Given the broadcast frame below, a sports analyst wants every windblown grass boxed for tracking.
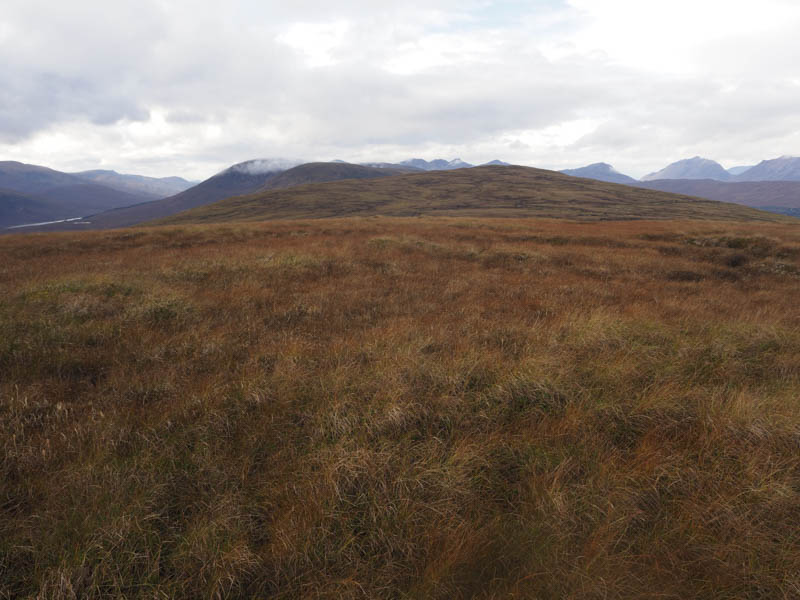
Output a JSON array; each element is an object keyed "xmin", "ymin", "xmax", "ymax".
[{"xmin": 1, "ymin": 217, "xmax": 799, "ymax": 598}]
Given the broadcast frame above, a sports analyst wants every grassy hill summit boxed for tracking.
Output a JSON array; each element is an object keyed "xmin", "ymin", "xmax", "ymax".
[{"xmin": 157, "ymin": 165, "xmax": 787, "ymax": 225}]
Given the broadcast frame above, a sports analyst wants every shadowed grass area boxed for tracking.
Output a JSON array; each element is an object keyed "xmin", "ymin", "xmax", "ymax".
[
  {"xmin": 1, "ymin": 217, "xmax": 799, "ymax": 598},
  {"xmin": 153, "ymin": 166, "xmax": 789, "ymax": 226}
]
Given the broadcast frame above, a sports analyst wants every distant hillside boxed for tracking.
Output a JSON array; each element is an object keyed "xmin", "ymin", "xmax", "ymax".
[
  {"xmin": 561, "ymin": 163, "xmax": 637, "ymax": 185},
  {"xmin": 0, "ymin": 161, "xmax": 159, "ymax": 228},
  {"xmin": 259, "ymin": 162, "xmax": 408, "ymax": 191},
  {"xmin": 73, "ymin": 170, "xmax": 194, "ymax": 198},
  {"xmin": 15, "ymin": 161, "xmax": 413, "ymax": 232},
  {"xmin": 400, "ymin": 158, "xmax": 474, "ymax": 171},
  {"xmin": 727, "ymin": 165, "xmax": 753, "ymax": 176},
  {"xmin": 156, "ymin": 165, "xmax": 785, "ymax": 226},
  {"xmin": 55, "ymin": 160, "xmax": 294, "ymax": 230},
  {"xmin": 361, "ymin": 162, "xmax": 424, "ymax": 172},
  {"xmin": 0, "ymin": 189, "xmax": 62, "ymax": 228},
  {"xmin": 642, "ymin": 157, "xmax": 731, "ymax": 182},
  {"xmin": 733, "ymin": 156, "xmax": 800, "ymax": 181},
  {"xmin": 0, "ymin": 161, "xmax": 81, "ymax": 194},
  {"xmin": 636, "ymin": 179, "xmax": 800, "ymax": 211}
]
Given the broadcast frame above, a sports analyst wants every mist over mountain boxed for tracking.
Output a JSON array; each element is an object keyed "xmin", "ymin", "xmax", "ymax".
[
  {"xmin": 641, "ymin": 157, "xmax": 731, "ymax": 182},
  {"xmin": 223, "ymin": 158, "xmax": 306, "ymax": 176},
  {"xmin": 560, "ymin": 163, "xmax": 637, "ymax": 185},
  {"xmin": 56, "ymin": 159, "xmax": 298, "ymax": 230}
]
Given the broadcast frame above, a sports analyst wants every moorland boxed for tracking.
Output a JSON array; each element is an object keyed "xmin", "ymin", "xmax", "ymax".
[{"xmin": 2, "ymin": 216, "xmax": 799, "ymax": 598}]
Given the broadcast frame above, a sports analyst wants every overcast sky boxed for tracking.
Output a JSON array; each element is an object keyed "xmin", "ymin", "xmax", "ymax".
[{"xmin": 2, "ymin": 0, "xmax": 800, "ymax": 180}]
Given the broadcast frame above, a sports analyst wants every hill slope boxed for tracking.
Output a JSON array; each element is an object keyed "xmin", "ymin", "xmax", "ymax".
[
  {"xmin": 258, "ymin": 162, "xmax": 408, "ymax": 190},
  {"xmin": 637, "ymin": 179, "xmax": 800, "ymax": 212},
  {"xmin": 158, "ymin": 165, "xmax": 786, "ymax": 225},
  {"xmin": 0, "ymin": 189, "xmax": 62, "ymax": 228},
  {"xmin": 0, "ymin": 161, "xmax": 159, "ymax": 226},
  {"xmin": 14, "ymin": 162, "xmax": 420, "ymax": 231},
  {"xmin": 58, "ymin": 160, "xmax": 297, "ymax": 230},
  {"xmin": 0, "ymin": 161, "xmax": 82, "ymax": 194},
  {"xmin": 734, "ymin": 156, "xmax": 800, "ymax": 181}
]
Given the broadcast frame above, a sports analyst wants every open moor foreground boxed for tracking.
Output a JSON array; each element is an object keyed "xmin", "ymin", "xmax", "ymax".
[{"xmin": 1, "ymin": 218, "xmax": 800, "ymax": 598}]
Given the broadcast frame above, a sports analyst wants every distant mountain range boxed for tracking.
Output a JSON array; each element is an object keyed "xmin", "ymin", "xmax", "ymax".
[
  {"xmin": 5, "ymin": 153, "xmax": 800, "ymax": 233},
  {"xmin": 0, "ymin": 161, "xmax": 172, "ymax": 228},
  {"xmin": 560, "ymin": 155, "xmax": 800, "ymax": 214},
  {"xmin": 564, "ymin": 155, "xmax": 800, "ymax": 184},
  {"xmin": 72, "ymin": 170, "xmax": 194, "ymax": 198},
  {"xmin": 362, "ymin": 158, "xmax": 508, "ymax": 171}
]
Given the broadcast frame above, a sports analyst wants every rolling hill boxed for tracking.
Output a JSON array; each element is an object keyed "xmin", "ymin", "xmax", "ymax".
[{"xmin": 157, "ymin": 165, "xmax": 786, "ymax": 226}]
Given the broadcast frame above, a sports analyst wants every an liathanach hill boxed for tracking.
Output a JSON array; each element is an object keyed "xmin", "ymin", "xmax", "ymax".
[{"xmin": 157, "ymin": 165, "xmax": 786, "ymax": 225}]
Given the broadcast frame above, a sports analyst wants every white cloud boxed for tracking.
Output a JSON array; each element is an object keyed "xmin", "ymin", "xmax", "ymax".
[
  {"xmin": 1, "ymin": 0, "xmax": 799, "ymax": 180},
  {"xmin": 278, "ymin": 21, "xmax": 351, "ymax": 67}
]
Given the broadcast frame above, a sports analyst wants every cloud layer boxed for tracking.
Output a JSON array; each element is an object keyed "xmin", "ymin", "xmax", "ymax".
[{"xmin": 2, "ymin": 0, "xmax": 799, "ymax": 179}]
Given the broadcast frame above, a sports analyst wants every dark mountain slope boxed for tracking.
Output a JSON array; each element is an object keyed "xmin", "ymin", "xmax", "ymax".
[
  {"xmin": 0, "ymin": 161, "xmax": 159, "ymax": 226},
  {"xmin": 157, "ymin": 166, "xmax": 786, "ymax": 225},
  {"xmin": 0, "ymin": 161, "xmax": 81, "ymax": 195},
  {"xmin": 17, "ymin": 161, "xmax": 410, "ymax": 231},
  {"xmin": 0, "ymin": 189, "xmax": 63, "ymax": 228},
  {"xmin": 59, "ymin": 161, "xmax": 292, "ymax": 229}
]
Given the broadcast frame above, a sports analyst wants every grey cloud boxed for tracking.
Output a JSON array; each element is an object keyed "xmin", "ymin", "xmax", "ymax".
[{"xmin": 2, "ymin": 0, "xmax": 800, "ymax": 179}]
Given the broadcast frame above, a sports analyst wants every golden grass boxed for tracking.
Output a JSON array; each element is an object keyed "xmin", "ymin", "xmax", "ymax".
[{"xmin": 1, "ymin": 217, "xmax": 800, "ymax": 598}]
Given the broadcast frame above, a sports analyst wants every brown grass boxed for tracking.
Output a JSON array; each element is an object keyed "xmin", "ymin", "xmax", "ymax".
[
  {"xmin": 153, "ymin": 166, "xmax": 788, "ymax": 226},
  {"xmin": 2, "ymin": 217, "xmax": 800, "ymax": 598}
]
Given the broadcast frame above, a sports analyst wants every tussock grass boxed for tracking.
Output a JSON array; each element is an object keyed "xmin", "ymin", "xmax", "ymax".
[{"xmin": 1, "ymin": 217, "xmax": 799, "ymax": 598}]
